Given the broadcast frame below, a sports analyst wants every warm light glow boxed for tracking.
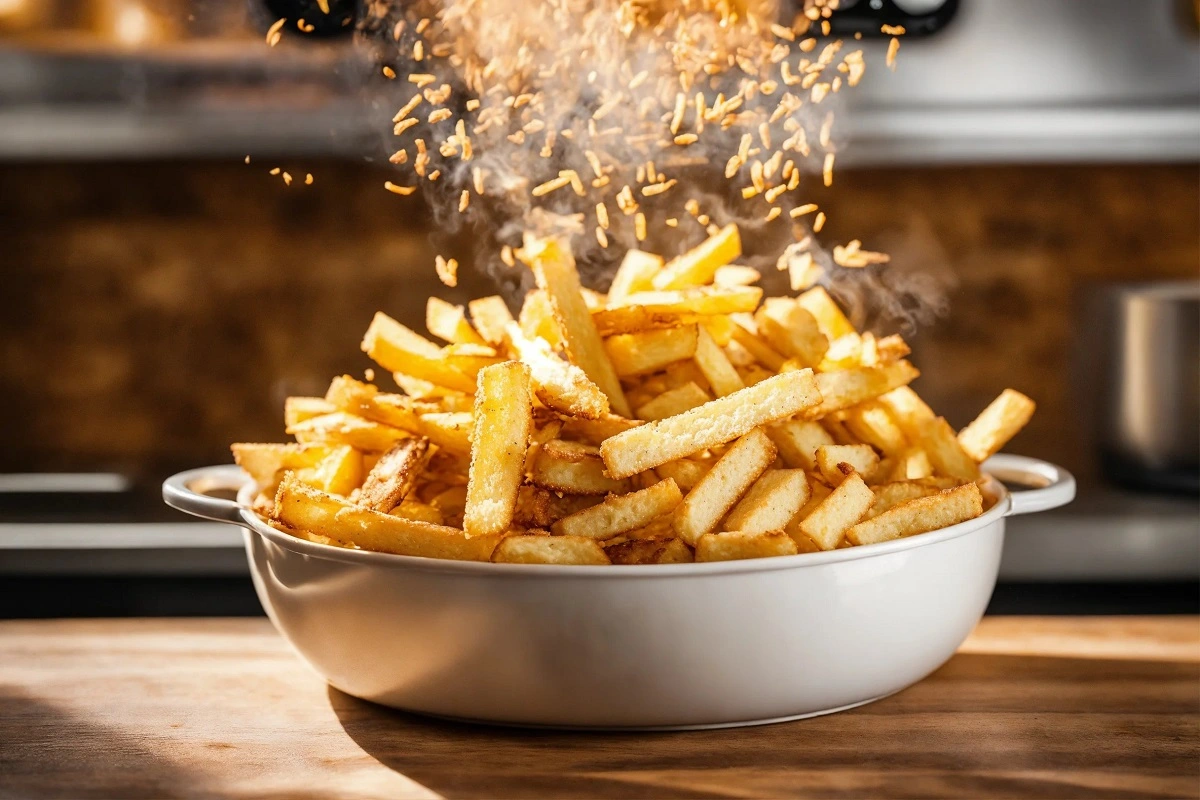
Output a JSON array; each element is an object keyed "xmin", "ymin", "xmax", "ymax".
[{"xmin": 113, "ymin": 3, "xmax": 154, "ymax": 46}]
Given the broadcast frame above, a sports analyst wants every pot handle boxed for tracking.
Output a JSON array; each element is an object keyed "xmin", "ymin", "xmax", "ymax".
[
  {"xmin": 984, "ymin": 454, "xmax": 1076, "ymax": 517},
  {"xmin": 162, "ymin": 465, "xmax": 255, "ymax": 525}
]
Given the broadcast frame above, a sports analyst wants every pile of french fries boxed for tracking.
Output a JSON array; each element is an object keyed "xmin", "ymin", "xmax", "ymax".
[{"xmin": 233, "ymin": 224, "xmax": 1036, "ymax": 565}]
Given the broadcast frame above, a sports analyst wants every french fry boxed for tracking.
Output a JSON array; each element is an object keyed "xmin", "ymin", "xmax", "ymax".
[
  {"xmin": 392, "ymin": 499, "xmax": 444, "ymax": 525},
  {"xmin": 866, "ymin": 478, "xmax": 959, "ymax": 518},
  {"xmin": 362, "ymin": 312, "xmax": 477, "ymax": 393},
  {"xmin": 284, "ymin": 397, "xmax": 335, "ymax": 427},
  {"xmin": 441, "ymin": 343, "xmax": 503, "ymax": 379},
  {"xmin": 796, "ymin": 472, "xmax": 874, "ymax": 550},
  {"xmin": 416, "ymin": 411, "xmax": 474, "ymax": 455},
  {"xmin": 723, "ymin": 469, "xmax": 810, "ymax": 534},
  {"xmin": 606, "ymin": 537, "xmax": 694, "ymax": 564},
  {"xmin": 653, "ymin": 457, "xmax": 711, "ymax": 491},
  {"xmin": 815, "ymin": 444, "xmax": 880, "ymax": 485},
  {"xmin": 605, "ymin": 325, "xmax": 699, "ymax": 377},
  {"xmin": 754, "ymin": 298, "xmax": 829, "ymax": 367},
  {"xmin": 882, "ymin": 386, "xmax": 981, "ymax": 482},
  {"xmin": 693, "ymin": 325, "xmax": 745, "ymax": 397},
  {"xmin": 673, "ymin": 428, "xmax": 776, "ymax": 545},
  {"xmin": 523, "ymin": 235, "xmax": 631, "ymax": 417},
  {"xmin": 507, "ymin": 324, "xmax": 610, "ymax": 419},
  {"xmin": 652, "ymin": 223, "xmax": 741, "ymax": 290},
  {"xmin": 958, "ymin": 389, "xmax": 1036, "ymax": 462},
  {"xmin": 713, "ymin": 265, "xmax": 762, "ymax": 287},
  {"xmin": 729, "ymin": 323, "xmax": 788, "ymax": 371},
  {"xmin": 232, "ymin": 442, "xmax": 333, "ymax": 489},
  {"xmin": 324, "ymin": 375, "xmax": 429, "ymax": 432},
  {"xmin": 600, "ymin": 369, "xmax": 822, "ymax": 479},
  {"xmin": 302, "ymin": 445, "xmax": 364, "ymax": 497},
  {"xmin": 737, "ymin": 364, "xmax": 775, "ymax": 386},
  {"xmin": 467, "ymin": 295, "xmax": 516, "ymax": 348},
  {"xmin": 491, "ymin": 535, "xmax": 611, "ymax": 565},
  {"xmin": 796, "ymin": 286, "xmax": 856, "ymax": 340},
  {"xmin": 464, "ymin": 362, "xmax": 533, "ymax": 537},
  {"xmin": 559, "ymin": 413, "xmax": 643, "ymax": 446},
  {"xmin": 607, "ymin": 249, "xmax": 663, "ymax": 303},
  {"xmin": 889, "ymin": 447, "xmax": 933, "ymax": 481},
  {"xmin": 818, "ymin": 333, "xmax": 864, "ymax": 372},
  {"xmin": 843, "ymin": 402, "xmax": 908, "ymax": 457},
  {"xmin": 513, "ymin": 485, "xmax": 603, "ymax": 527},
  {"xmin": 288, "ymin": 411, "xmax": 411, "ymax": 453},
  {"xmin": 530, "ymin": 439, "xmax": 630, "ymax": 495},
  {"xmin": 805, "ymin": 361, "xmax": 920, "ymax": 419},
  {"xmin": 636, "ymin": 382, "xmax": 712, "ymax": 420},
  {"xmin": 273, "ymin": 476, "xmax": 499, "ymax": 561},
  {"xmin": 696, "ymin": 530, "xmax": 798, "ymax": 561},
  {"xmin": 552, "ymin": 478, "xmax": 683, "ymax": 540},
  {"xmin": 391, "ymin": 372, "xmax": 472, "ymax": 406},
  {"xmin": 426, "ymin": 297, "xmax": 488, "ymax": 346},
  {"xmin": 821, "ymin": 415, "xmax": 857, "ymax": 445},
  {"xmin": 592, "ymin": 287, "xmax": 763, "ymax": 336},
  {"xmin": 847, "ymin": 482, "xmax": 983, "ymax": 546},
  {"xmin": 358, "ymin": 437, "xmax": 431, "ymax": 511},
  {"xmin": 766, "ymin": 418, "xmax": 835, "ymax": 470}
]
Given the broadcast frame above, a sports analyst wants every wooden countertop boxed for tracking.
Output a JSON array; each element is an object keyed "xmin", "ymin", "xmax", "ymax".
[{"xmin": 2, "ymin": 616, "xmax": 1197, "ymax": 799}]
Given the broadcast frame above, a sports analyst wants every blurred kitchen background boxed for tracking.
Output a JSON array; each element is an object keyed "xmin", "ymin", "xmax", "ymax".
[{"xmin": 1, "ymin": 0, "xmax": 1197, "ymax": 616}]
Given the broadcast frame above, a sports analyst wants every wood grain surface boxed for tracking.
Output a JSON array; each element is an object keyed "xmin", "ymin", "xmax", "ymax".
[{"xmin": 1, "ymin": 616, "xmax": 1197, "ymax": 799}]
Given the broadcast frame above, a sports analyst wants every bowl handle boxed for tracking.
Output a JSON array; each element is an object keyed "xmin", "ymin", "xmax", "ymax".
[
  {"xmin": 162, "ymin": 465, "xmax": 255, "ymax": 525},
  {"xmin": 984, "ymin": 454, "xmax": 1076, "ymax": 517}
]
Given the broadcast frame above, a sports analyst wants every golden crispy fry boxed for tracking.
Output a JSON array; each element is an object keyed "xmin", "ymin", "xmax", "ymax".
[
  {"xmin": 796, "ymin": 472, "xmax": 874, "ymax": 550},
  {"xmin": 358, "ymin": 437, "xmax": 431, "ymax": 511},
  {"xmin": 288, "ymin": 411, "xmax": 411, "ymax": 453},
  {"xmin": 693, "ymin": 325, "xmax": 745, "ymax": 397},
  {"xmin": 513, "ymin": 485, "xmax": 603, "ymax": 527},
  {"xmin": 507, "ymin": 324, "xmax": 610, "ymax": 419},
  {"xmin": 518, "ymin": 289, "xmax": 563, "ymax": 349},
  {"xmin": 889, "ymin": 447, "xmax": 933, "ymax": 482},
  {"xmin": 847, "ymin": 482, "xmax": 983, "ymax": 546},
  {"xmin": 467, "ymin": 295, "xmax": 516, "ymax": 348},
  {"xmin": 607, "ymin": 249, "xmax": 662, "ymax": 303},
  {"xmin": 881, "ymin": 386, "xmax": 981, "ymax": 482},
  {"xmin": 232, "ymin": 442, "xmax": 333, "ymax": 489},
  {"xmin": 362, "ymin": 312, "xmax": 477, "ymax": 393},
  {"xmin": 491, "ymin": 535, "xmax": 611, "ymax": 565},
  {"xmin": 713, "ymin": 265, "xmax": 761, "ymax": 287},
  {"xmin": 524, "ymin": 235, "xmax": 631, "ymax": 417},
  {"xmin": 301, "ymin": 445, "xmax": 363, "ymax": 497},
  {"xmin": 552, "ymin": 478, "xmax": 683, "ymax": 540},
  {"xmin": 842, "ymin": 402, "xmax": 908, "ymax": 457},
  {"xmin": 815, "ymin": 444, "xmax": 880, "ymax": 485},
  {"xmin": 441, "ymin": 343, "xmax": 503, "ymax": 379},
  {"xmin": 392, "ymin": 499, "xmax": 444, "ymax": 525},
  {"xmin": 600, "ymin": 370, "xmax": 822, "ymax": 479},
  {"xmin": 416, "ymin": 411, "xmax": 473, "ymax": 455},
  {"xmin": 284, "ymin": 397, "xmax": 335, "ymax": 428},
  {"xmin": 605, "ymin": 325, "xmax": 699, "ymax": 377},
  {"xmin": 390, "ymin": 372, "xmax": 471, "ymax": 406},
  {"xmin": 635, "ymin": 382, "xmax": 712, "ymax": 421},
  {"xmin": 325, "ymin": 375, "xmax": 429, "ymax": 432},
  {"xmin": 723, "ymin": 469, "xmax": 809, "ymax": 534},
  {"xmin": 559, "ymin": 413, "xmax": 642, "ymax": 445},
  {"xmin": 767, "ymin": 418, "xmax": 835, "ymax": 470},
  {"xmin": 796, "ymin": 286, "xmax": 856, "ymax": 339},
  {"xmin": 805, "ymin": 361, "xmax": 920, "ymax": 419},
  {"xmin": 273, "ymin": 476, "xmax": 498, "ymax": 560},
  {"xmin": 530, "ymin": 439, "xmax": 630, "ymax": 495},
  {"xmin": 653, "ymin": 457, "xmax": 711, "ymax": 491},
  {"xmin": 464, "ymin": 362, "xmax": 533, "ymax": 537},
  {"xmin": 729, "ymin": 323, "xmax": 788, "ymax": 371},
  {"xmin": 818, "ymin": 333, "xmax": 864, "ymax": 372},
  {"xmin": 957, "ymin": 389, "xmax": 1036, "ymax": 462},
  {"xmin": 755, "ymin": 298, "xmax": 829, "ymax": 367},
  {"xmin": 592, "ymin": 287, "xmax": 763, "ymax": 336},
  {"xmin": 652, "ymin": 223, "xmax": 741, "ymax": 290},
  {"xmin": 606, "ymin": 537, "xmax": 694, "ymax": 564},
  {"xmin": 673, "ymin": 429, "xmax": 776, "ymax": 545},
  {"xmin": 426, "ymin": 297, "xmax": 488, "ymax": 346},
  {"xmin": 696, "ymin": 530, "xmax": 798, "ymax": 562},
  {"xmin": 866, "ymin": 477, "xmax": 960, "ymax": 518}
]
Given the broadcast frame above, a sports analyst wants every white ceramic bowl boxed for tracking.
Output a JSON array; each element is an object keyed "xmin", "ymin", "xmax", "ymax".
[{"xmin": 164, "ymin": 454, "xmax": 1073, "ymax": 730}]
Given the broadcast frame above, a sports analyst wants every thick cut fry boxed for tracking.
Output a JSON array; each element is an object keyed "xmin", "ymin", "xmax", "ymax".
[
  {"xmin": 232, "ymin": 443, "xmax": 333, "ymax": 488},
  {"xmin": 426, "ymin": 297, "xmax": 487, "ymax": 346},
  {"xmin": 867, "ymin": 478, "xmax": 959, "ymax": 518},
  {"xmin": 530, "ymin": 439, "xmax": 630, "ymax": 495},
  {"xmin": 273, "ymin": 477, "xmax": 498, "ymax": 561},
  {"xmin": 552, "ymin": 478, "xmax": 683, "ymax": 540},
  {"xmin": 392, "ymin": 499, "xmax": 444, "ymax": 525},
  {"xmin": 325, "ymin": 375, "xmax": 428, "ymax": 432},
  {"xmin": 559, "ymin": 413, "xmax": 642, "ymax": 445},
  {"xmin": 805, "ymin": 362, "xmax": 920, "ymax": 419},
  {"xmin": 815, "ymin": 444, "xmax": 880, "ymax": 485},
  {"xmin": 507, "ymin": 324, "xmax": 609, "ymax": 419},
  {"xmin": 607, "ymin": 249, "xmax": 662, "ymax": 303},
  {"xmin": 605, "ymin": 325, "xmax": 699, "ymax": 377},
  {"xmin": 652, "ymin": 223, "xmax": 741, "ymax": 290},
  {"xmin": 491, "ymin": 535, "xmax": 611, "ymax": 565},
  {"xmin": 729, "ymin": 324, "xmax": 788, "ymax": 371},
  {"xmin": 958, "ymin": 389, "xmax": 1036, "ymax": 462},
  {"xmin": 767, "ymin": 418, "xmax": 835, "ymax": 470},
  {"xmin": 796, "ymin": 286, "xmax": 856, "ymax": 339},
  {"xmin": 606, "ymin": 537, "xmax": 694, "ymax": 564},
  {"xmin": 524, "ymin": 236, "xmax": 631, "ymax": 417},
  {"xmin": 653, "ymin": 458, "xmax": 711, "ymax": 491},
  {"xmin": 514, "ymin": 485, "xmax": 602, "ymax": 527},
  {"xmin": 441, "ymin": 344, "xmax": 502, "ymax": 379},
  {"xmin": 301, "ymin": 445, "xmax": 363, "ymax": 497},
  {"xmin": 593, "ymin": 287, "xmax": 763, "ymax": 336},
  {"xmin": 819, "ymin": 333, "xmax": 864, "ymax": 372},
  {"xmin": 464, "ymin": 362, "xmax": 533, "ymax": 537},
  {"xmin": 358, "ymin": 437, "xmax": 431, "ymax": 511},
  {"xmin": 518, "ymin": 289, "xmax": 563, "ymax": 349},
  {"xmin": 755, "ymin": 298, "xmax": 829, "ymax": 367},
  {"xmin": 696, "ymin": 530, "xmax": 798, "ymax": 562},
  {"xmin": 723, "ymin": 469, "xmax": 809, "ymax": 534},
  {"xmin": 600, "ymin": 370, "xmax": 822, "ymax": 479},
  {"xmin": 636, "ymin": 382, "xmax": 712, "ymax": 421},
  {"xmin": 288, "ymin": 411, "xmax": 410, "ymax": 453},
  {"xmin": 843, "ymin": 402, "xmax": 908, "ymax": 457},
  {"xmin": 797, "ymin": 472, "xmax": 874, "ymax": 550},
  {"xmin": 391, "ymin": 373, "xmax": 472, "ymax": 407},
  {"xmin": 673, "ymin": 429, "xmax": 776, "ymax": 545},
  {"xmin": 882, "ymin": 387, "xmax": 981, "ymax": 482},
  {"xmin": 693, "ymin": 326, "xmax": 745, "ymax": 397},
  {"xmin": 467, "ymin": 295, "xmax": 516, "ymax": 347},
  {"xmin": 890, "ymin": 448, "xmax": 933, "ymax": 481},
  {"xmin": 713, "ymin": 265, "xmax": 762, "ymax": 287},
  {"xmin": 284, "ymin": 397, "xmax": 336, "ymax": 427},
  {"xmin": 416, "ymin": 411, "xmax": 473, "ymax": 455},
  {"xmin": 847, "ymin": 482, "xmax": 984, "ymax": 546},
  {"xmin": 362, "ymin": 312, "xmax": 477, "ymax": 393}
]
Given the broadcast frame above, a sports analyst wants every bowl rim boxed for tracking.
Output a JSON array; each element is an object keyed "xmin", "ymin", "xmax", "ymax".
[{"xmin": 237, "ymin": 475, "xmax": 1011, "ymax": 578}]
